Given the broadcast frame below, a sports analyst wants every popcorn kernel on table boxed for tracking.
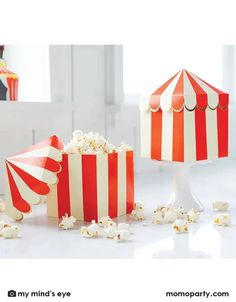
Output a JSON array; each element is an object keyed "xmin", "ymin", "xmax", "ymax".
[
  {"xmin": 59, "ymin": 213, "xmax": 76, "ymax": 230},
  {"xmin": 213, "ymin": 201, "xmax": 230, "ymax": 212},
  {"xmin": 81, "ymin": 220, "xmax": 102, "ymax": 238},
  {"xmin": 0, "ymin": 225, "xmax": 20, "ymax": 239},
  {"xmin": 131, "ymin": 202, "xmax": 145, "ymax": 221},
  {"xmin": 152, "ymin": 205, "xmax": 177, "ymax": 224},
  {"xmin": 187, "ymin": 208, "xmax": 200, "ymax": 223},
  {"xmin": 172, "ymin": 219, "xmax": 189, "ymax": 234},
  {"xmin": 213, "ymin": 214, "xmax": 231, "ymax": 226}
]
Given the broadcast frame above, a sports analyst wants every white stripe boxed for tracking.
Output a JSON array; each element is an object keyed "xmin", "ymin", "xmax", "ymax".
[
  {"xmin": 188, "ymin": 72, "xmax": 219, "ymax": 109},
  {"xmin": 160, "ymin": 71, "xmax": 182, "ymax": 112},
  {"xmin": 161, "ymin": 110, "xmax": 173, "ymax": 161},
  {"xmin": 11, "ymin": 146, "xmax": 62, "ymax": 162},
  {"xmin": 183, "ymin": 71, "xmax": 197, "ymax": 110},
  {"xmin": 140, "ymin": 110, "xmax": 151, "ymax": 158},
  {"xmin": 7, "ymin": 159, "xmax": 58, "ymax": 185},
  {"xmin": 96, "ymin": 154, "xmax": 109, "ymax": 219},
  {"xmin": 206, "ymin": 108, "xmax": 218, "ymax": 159},
  {"xmin": 68, "ymin": 154, "xmax": 84, "ymax": 220},
  {"xmin": 47, "ymin": 184, "xmax": 58, "ymax": 218},
  {"xmin": 117, "ymin": 151, "xmax": 126, "ymax": 216},
  {"xmin": 7, "ymin": 163, "xmax": 41, "ymax": 205},
  {"xmin": 184, "ymin": 108, "xmax": 196, "ymax": 162},
  {"xmin": 4, "ymin": 165, "xmax": 23, "ymax": 221}
]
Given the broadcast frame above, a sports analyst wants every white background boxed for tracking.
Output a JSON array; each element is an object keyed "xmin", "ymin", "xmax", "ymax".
[{"xmin": 1, "ymin": 0, "xmax": 236, "ymax": 301}]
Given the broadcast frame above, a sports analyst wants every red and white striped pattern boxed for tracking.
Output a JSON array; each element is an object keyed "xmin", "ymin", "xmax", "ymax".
[
  {"xmin": 4, "ymin": 136, "xmax": 63, "ymax": 221},
  {"xmin": 0, "ymin": 66, "xmax": 18, "ymax": 101},
  {"xmin": 47, "ymin": 151, "xmax": 134, "ymax": 222},
  {"xmin": 140, "ymin": 70, "xmax": 229, "ymax": 162}
]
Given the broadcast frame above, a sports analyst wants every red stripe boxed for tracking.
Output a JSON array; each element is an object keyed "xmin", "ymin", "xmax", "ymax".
[
  {"xmin": 6, "ymin": 163, "xmax": 31, "ymax": 213},
  {"xmin": 151, "ymin": 110, "xmax": 162, "ymax": 159},
  {"xmin": 126, "ymin": 151, "xmax": 134, "ymax": 213},
  {"xmin": 217, "ymin": 107, "xmax": 228, "ymax": 157},
  {"xmin": 15, "ymin": 78, "xmax": 18, "ymax": 101},
  {"xmin": 7, "ymin": 161, "xmax": 50, "ymax": 195},
  {"xmin": 108, "ymin": 153, "xmax": 118, "ymax": 218},
  {"xmin": 195, "ymin": 109, "xmax": 207, "ymax": 160},
  {"xmin": 218, "ymin": 94, "xmax": 229, "ymax": 109},
  {"xmin": 10, "ymin": 157, "xmax": 61, "ymax": 173},
  {"xmin": 57, "ymin": 154, "xmax": 71, "ymax": 218},
  {"xmin": 12, "ymin": 79, "xmax": 16, "ymax": 101},
  {"xmin": 172, "ymin": 109, "xmax": 184, "ymax": 161},
  {"xmin": 82, "ymin": 155, "xmax": 98, "ymax": 222}
]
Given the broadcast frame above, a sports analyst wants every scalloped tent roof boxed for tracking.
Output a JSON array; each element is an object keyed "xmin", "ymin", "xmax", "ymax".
[
  {"xmin": 149, "ymin": 69, "xmax": 228, "ymax": 112},
  {"xmin": 4, "ymin": 135, "xmax": 63, "ymax": 221}
]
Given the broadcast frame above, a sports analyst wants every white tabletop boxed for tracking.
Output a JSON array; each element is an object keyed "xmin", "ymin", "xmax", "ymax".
[{"xmin": 0, "ymin": 158, "xmax": 235, "ymax": 259}]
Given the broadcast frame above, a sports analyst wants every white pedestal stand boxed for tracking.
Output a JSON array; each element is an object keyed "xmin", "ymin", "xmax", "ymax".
[
  {"xmin": 169, "ymin": 163, "xmax": 203, "ymax": 211},
  {"xmin": 157, "ymin": 161, "xmax": 204, "ymax": 212}
]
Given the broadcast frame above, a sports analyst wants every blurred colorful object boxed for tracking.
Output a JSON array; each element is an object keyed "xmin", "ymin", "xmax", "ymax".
[{"xmin": 0, "ymin": 45, "xmax": 18, "ymax": 101}]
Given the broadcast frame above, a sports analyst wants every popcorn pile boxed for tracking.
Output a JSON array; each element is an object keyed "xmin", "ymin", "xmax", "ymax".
[
  {"xmin": 0, "ymin": 221, "xmax": 20, "ymax": 239},
  {"xmin": 63, "ymin": 130, "xmax": 132, "ymax": 155},
  {"xmin": 80, "ymin": 216, "xmax": 131, "ymax": 242},
  {"xmin": 152, "ymin": 206, "xmax": 199, "ymax": 225},
  {"xmin": 151, "ymin": 206, "xmax": 201, "ymax": 234}
]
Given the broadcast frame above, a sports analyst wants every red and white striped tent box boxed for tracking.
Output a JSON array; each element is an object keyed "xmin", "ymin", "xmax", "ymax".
[
  {"xmin": 0, "ymin": 59, "xmax": 18, "ymax": 101},
  {"xmin": 47, "ymin": 151, "xmax": 134, "ymax": 222},
  {"xmin": 140, "ymin": 69, "xmax": 229, "ymax": 162},
  {"xmin": 4, "ymin": 136, "xmax": 63, "ymax": 221}
]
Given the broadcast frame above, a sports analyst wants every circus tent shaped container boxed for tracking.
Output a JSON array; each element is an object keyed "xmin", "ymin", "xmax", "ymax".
[
  {"xmin": 3, "ymin": 135, "xmax": 135, "ymax": 222},
  {"xmin": 140, "ymin": 69, "xmax": 229, "ymax": 211},
  {"xmin": 140, "ymin": 69, "xmax": 229, "ymax": 162}
]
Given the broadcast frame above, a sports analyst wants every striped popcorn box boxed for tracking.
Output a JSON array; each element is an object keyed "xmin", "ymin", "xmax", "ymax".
[
  {"xmin": 140, "ymin": 69, "xmax": 229, "ymax": 162},
  {"xmin": 47, "ymin": 151, "xmax": 134, "ymax": 221}
]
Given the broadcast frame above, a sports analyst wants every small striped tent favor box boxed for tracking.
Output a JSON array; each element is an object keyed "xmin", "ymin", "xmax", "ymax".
[
  {"xmin": 0, "ymin": 59, "xmax": 18, "ymax": 101},
  {"xmin": 47, "ymin": 151, "xmax": 134, "ymax": 221},
  {"xmin": 140, "ymin": 69, "xmax": 229, "ymax": 162}
]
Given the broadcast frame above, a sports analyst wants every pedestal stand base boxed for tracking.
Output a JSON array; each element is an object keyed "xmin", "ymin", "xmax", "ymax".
[
  {"xmin": 168, "ymin": 192, "xmax": 204, "ymax": 212},
  {"xmin": 167, "ymin": 163, "xmax": 204, "ymax": 212}
]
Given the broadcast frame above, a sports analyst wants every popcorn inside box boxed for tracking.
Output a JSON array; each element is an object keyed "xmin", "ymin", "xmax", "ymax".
[{"xmin": 47, "ymin": 131, "xmax": 135, "ymax": 222}]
